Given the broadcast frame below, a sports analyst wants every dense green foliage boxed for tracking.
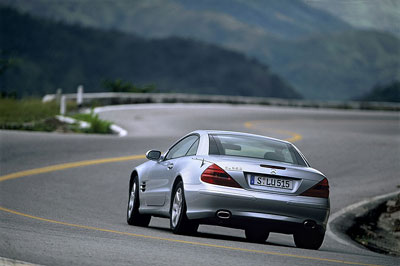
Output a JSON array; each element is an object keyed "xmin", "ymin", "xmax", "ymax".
[
  {"xmin": 102, "ymin": 79, "xmax": 156, "ymax": 93},
  {"xmin": 0, "ymin": 6, "xmax": 301, "ymax": 99},
  {"xmin": 0, "ymin": 51, "xmax": 16, "ymax": 76},
  {"xmin": 3, "ymin": 0, "xmax": 398, "ymax": 100},
  {"xmin": 359, "ymin": 81, "xmax": 400, "ymax": 103}
]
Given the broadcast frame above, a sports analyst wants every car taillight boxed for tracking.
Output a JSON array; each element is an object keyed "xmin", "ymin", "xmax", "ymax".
[
  {"xmin": 201, "ymin": 164, "xmax": 242, "ymax": 188},
  {"xmin": 300, "ymin": 178, "xmax": 329, "ymax": 198}
]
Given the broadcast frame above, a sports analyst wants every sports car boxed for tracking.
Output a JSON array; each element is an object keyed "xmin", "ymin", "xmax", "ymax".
[{"xmin": 127, "ymin": 130, "xmax": 330, "ymax": 249}]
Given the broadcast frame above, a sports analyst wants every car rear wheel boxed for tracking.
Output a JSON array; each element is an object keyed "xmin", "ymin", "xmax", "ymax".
[
  {"xmin": 245, "ymin": 227, "xmax": 270, "ymax": 243},
  {"xmin": 170, "ymin": 181, "xmax": 198, "ymax": 235},
  {"xmin": 293, "ymin": 228, "xmax": 325, "ymax": 250},
  {"xmin": 127, "ymin": 177, "xmax": 151, "ymax": 226}
]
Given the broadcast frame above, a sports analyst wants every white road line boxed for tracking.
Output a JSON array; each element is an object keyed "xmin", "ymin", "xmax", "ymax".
[
  {"xmin": 0, "ymin": 256, "xmax": 41, "ymax": 266},
  {"xmin": 110, "ymin": 124, "xmax": 128, "ymax": 137}
]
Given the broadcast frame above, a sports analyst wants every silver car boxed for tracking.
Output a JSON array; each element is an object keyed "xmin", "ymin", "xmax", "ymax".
[{"xmin": 127, "ymin": 130, "xmax": 330, "ymax": 249}]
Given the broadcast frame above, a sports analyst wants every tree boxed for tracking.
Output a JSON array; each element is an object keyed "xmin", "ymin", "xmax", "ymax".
[{"xmin": 102, "ymin": 79, "xmax": 156, "ymax": 93}]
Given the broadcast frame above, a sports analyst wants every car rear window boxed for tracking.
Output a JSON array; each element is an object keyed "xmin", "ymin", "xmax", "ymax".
[{"xmin": 209, "ymin": 134, "xmax": 307, "ymax": 166}]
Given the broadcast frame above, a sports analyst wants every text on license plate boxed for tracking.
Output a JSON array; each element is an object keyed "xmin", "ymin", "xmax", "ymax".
[{"xmin": 250, "ymin": 175, "xmax": 293, "ymax": 190}]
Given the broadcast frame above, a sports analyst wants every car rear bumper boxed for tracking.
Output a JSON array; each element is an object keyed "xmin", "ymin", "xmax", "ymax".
[{"xmin": 184, "ymin": 183, "xmax": 330, "ymax": 232}]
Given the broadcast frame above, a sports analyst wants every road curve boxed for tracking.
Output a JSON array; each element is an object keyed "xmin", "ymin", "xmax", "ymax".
[{"xmin": 1, "ymin": 104, "xmax": 399, "ymax": 266}]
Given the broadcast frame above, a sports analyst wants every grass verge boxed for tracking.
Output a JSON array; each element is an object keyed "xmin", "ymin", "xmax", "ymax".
[
  {"xmin": 0, "ymin": 98, "xmax": 111, "ymax": 134},
  {"xmin": 72, "ymin": 112, "xmax": 112, "ymax": 134}
]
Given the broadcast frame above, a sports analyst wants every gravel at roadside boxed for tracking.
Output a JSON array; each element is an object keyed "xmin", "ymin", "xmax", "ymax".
[{"xmin": 348, "ymin": 193, "xmax": 400, "ymax": 256}]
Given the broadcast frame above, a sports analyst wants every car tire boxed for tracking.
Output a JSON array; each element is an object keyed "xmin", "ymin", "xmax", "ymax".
[
  {"xmin": 245, "ymin": 227, "xmax": 270, "ymax": 243},
  {"xmin": 127, "ymin": 177, "xmax": 151, "ymax": 226},
  {"xmin": 293, "ymin": 228, "xmax": 325, "ymax": 250},
  {"xmin": 170, "ymin": 181, "xmax": 198, "ymax": 235}
]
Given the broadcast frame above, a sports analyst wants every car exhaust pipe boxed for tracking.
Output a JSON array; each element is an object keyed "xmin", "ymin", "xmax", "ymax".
[
  {"xmin": 303, "ymin": 220, "xmax": 317, "ymax": 229},
  {"xmin": 216, "ymin": 210, "xmax": 231, "ymax": 219}
]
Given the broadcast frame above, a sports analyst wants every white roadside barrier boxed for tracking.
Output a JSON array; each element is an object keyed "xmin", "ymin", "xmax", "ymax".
[
  {"xmin": 55, "ymin": 115, "xmax": 127, "ymax": 137},
  {"xmin": 43, "ymin": 92, "xmax": 400, "ymax": 111}
]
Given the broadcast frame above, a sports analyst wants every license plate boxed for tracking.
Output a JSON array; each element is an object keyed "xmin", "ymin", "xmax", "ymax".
[{"xmin": 250, "ymin": 175, "xmax": 293, "ymax": 190}]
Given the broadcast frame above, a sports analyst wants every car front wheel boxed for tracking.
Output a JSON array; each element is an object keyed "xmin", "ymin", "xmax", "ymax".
[
  {"xmin": 170, "ymin": 181, "xmax": 198, "ymax": 235},
  {"xmin": 127, "ymin": 177, "xmax": 151, "ymax": 226}
]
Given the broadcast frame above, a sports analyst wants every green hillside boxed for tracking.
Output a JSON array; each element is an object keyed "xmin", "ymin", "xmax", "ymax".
[{"xmin": 0, "ymin": 6, "xmax": 300, "ymax": 99}]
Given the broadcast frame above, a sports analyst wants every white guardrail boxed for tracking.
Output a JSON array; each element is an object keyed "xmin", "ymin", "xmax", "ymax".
[{"xmin": 43, "ymin": 91, "xmax": 400, "ymax": 112}]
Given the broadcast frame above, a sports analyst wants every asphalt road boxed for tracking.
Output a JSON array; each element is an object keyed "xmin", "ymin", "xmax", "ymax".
[{"xmin": 1, "ymin": 104, "xmax": 399, "ymax": 266}]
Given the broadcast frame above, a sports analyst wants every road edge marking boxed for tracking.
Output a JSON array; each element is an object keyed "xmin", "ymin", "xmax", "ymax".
[{"xmin": 0, "ymin": 256, "xmax": 41, "ymax": 266}]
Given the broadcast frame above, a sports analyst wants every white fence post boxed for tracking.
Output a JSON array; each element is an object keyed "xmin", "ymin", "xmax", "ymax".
[
  {"xmin": 77, "ymin": 85, "xmax": 84, "ymax": 107},
  {"xmin": 56, "ymin": 88, "xmax": 62, "ymax": 103},
  {"xmin": 60, "ymin": 95, "xmax": 66, "ymax": 115}
]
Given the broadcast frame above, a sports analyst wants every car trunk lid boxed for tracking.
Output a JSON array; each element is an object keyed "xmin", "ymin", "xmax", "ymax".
[{"xmin": 207, "ymin": 155, "xmax": 325, "ymax": 195}]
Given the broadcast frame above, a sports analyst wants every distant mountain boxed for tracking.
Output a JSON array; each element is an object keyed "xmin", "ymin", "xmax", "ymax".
[
  {"xmin": 0, "ymin": 0, "xmax": 351, "ymax": 40},
  {"xmin": 172, "ymin": 0, "xmax": 351, "ymax": 39},
  {"xmin": 264, "ymin": 30, "xmax": 400, "ymax": 100},
  {"xmin": 2, "ymin": 0, "xmax": 399, "ymax": 100},
  {"xmin": 358, "ymin": 81, "xmax": 400, "ymax": 103},
  {"xmin": 303, "ymin": 0, "xmax": 400, "ymax": 38},
  {"xmin": 0, "ymin": 6, "xmax": 300, "ymax": 99}
]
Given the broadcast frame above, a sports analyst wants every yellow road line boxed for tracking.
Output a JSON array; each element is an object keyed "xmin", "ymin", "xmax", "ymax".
[
  {"xmin": 0, "ymin": 154, "xmax": 145, "ymax": 182},
  {"xmin": 275, "ymin": 129, "xmax": 303, "ymax": 142},
  {"xmin": 0, "ymin": 206, "xmax": 382, "ymax": 266},
  {"xmin": 244, "ymin": 121, "xmax": 303, "ymax": 143},
  {"xmin": 244, "ymin": 121, "xmax": 254, "ymax": 128}
]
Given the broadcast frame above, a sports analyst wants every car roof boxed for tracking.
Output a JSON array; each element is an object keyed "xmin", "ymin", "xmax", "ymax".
[{"xmin": 190, "ymin": 130, "xmax": 291, "ymax": 144}]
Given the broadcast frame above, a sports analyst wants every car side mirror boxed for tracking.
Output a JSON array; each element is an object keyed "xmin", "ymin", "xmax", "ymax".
[{"xmin": 146, "ymin": 150, "xmax": 161, "ymax": 161}]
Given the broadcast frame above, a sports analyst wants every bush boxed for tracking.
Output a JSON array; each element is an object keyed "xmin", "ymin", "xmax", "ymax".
[
  {"xmin": 102, "ymin": 79, "xmax": 155, "ymax": 93},
  {"xmin": 72, "ymin": 112, "xmax": 112, "ymax": 134},
  {"xmin": 359, "ymin": 81, "xmax": 400, "ymax": 103}
]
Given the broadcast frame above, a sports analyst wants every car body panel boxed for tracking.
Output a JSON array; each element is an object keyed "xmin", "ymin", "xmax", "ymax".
[{"xmin": 131, "ymin": 130, "xmax": 330, "ymax": 232}]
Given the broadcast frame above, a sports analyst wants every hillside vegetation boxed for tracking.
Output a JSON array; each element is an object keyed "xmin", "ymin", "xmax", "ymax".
[
  {"xmin": 0, "ymin": 6, "xmax": 300, "ymax": 99},
  {"xmin": 359, "ymin": 81, "xmax": 400, "ymax": 103}
]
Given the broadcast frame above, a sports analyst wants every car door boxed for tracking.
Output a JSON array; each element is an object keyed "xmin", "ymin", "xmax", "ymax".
[{"xmin": 143, "ymin": 135, "xmax": 199, "ymax": 206}]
